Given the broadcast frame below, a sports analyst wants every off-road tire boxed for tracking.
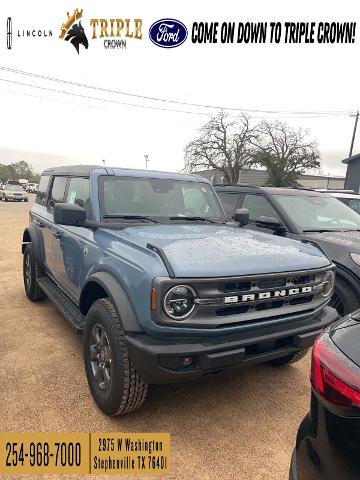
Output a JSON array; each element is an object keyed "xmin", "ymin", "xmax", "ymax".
[
  {"xmin": 23, "ymin": 244, "xmax": 46, "ymax": 301},
  {"xmin": 330, "ymin": 277, "xmax": 360, "ymax": 316},
  {"xmin": 84, "ymin": 298, "xmax": 148, "ymax": 416},
  {"xmin": 268, "ymin": 348, "xmax": 309, "ymax": 366}
]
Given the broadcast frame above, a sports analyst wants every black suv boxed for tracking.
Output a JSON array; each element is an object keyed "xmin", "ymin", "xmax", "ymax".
[{"xmin": 215, "ymin": 184, "xmax": 360, "ymax": 316}]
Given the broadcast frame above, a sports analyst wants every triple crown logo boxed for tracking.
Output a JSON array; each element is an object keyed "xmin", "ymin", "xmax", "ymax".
[{"xmin": 59, "ymin": 9, "xmax": 88, "ymax": 54}]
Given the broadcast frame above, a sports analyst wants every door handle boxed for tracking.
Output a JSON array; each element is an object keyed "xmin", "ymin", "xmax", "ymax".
[{"xmin": 52, "ymin": 230, "xmax": 63, "ymax": 239}]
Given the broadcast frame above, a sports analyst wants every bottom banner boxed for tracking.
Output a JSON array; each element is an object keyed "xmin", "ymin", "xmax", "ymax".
[{"xmin": 0, "ymin": 432, "xmax": 170, "ymax": 475}]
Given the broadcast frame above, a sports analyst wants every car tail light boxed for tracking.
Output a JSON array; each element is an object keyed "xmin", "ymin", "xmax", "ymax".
[{"xmin": 311, "ymin": 334, "xmax": 360, "ymax": 415}]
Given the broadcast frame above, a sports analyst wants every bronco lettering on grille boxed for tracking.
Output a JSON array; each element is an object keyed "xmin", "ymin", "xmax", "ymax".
[{"xmin": 224, "ymin": 286, "xmax": 313, "ymax": 304}]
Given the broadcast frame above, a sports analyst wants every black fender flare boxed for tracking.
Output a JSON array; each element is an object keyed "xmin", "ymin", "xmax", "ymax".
[
  {"xmin": 79, "ymin": 272, "xmax": 143, "ymax": 333},
  {"xmin": 22, "ymin": 226, "xmax": 45, "ymax": 265},
  {"xmin": 334, "ymin": 262, "xmax": 360, "ymax": 297}
]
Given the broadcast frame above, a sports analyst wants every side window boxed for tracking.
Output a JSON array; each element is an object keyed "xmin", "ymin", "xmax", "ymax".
[
  {"xmin": 66, "ymin": 177, "xmax": 91, "ymax": 217},
  {"xmin": 217, "ymin": 193, "xmax": 240, "ymax": 218},
  {"xmin": 348, "ymin": 199, "xmax": 360, "ymax": 214},
  {"xmin": 48, "ymin": 176, "xmax": 67, "ymax": 209},
  {"xmin": 35, "ymin": 175, "xmax": 50, "ymax": 206},
  {"xmin": 242, "ymin": 194, "xmax": 279, "ymax": 222}
]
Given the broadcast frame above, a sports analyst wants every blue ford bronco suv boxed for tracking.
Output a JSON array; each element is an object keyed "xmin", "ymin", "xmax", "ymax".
[{"xmin": 22, "ymin": 166, "xmax": 338, "ymax": 415}]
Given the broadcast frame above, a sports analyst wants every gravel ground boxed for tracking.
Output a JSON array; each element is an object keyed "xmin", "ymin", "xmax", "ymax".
[{"xmin": 0, "ymin": 196, "xmax": 311, "ymax": 480}]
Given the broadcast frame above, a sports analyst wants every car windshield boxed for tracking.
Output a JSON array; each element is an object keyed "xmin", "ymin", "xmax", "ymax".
[
  {"xmin": 274, "ymin": 194, "xmax": 360, "ymax": 231},
  {"xmin": 99, "ymin": 177, "xmax": 225, "ymax": 221},
  {"xmin": 5, "ymin": 184, "xmax": 22, "ymax": 191}
]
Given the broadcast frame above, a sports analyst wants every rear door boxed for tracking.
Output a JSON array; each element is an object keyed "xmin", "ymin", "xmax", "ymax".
[
  {"xmin": 31, "ymin": 175, "xmax": 53, "ymax": 269},
  {"xmin": 45, "ymin": 176, "xmax": 68, "ymax": 276},
  {"xmin": 51, "ymin": 176, "xmax": 91, "ymax": 299}
]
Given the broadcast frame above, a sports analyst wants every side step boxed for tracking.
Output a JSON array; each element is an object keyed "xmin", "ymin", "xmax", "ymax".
[{"xmin": 37, "ymin": 277, "xmax": 85, "ymax": 333}]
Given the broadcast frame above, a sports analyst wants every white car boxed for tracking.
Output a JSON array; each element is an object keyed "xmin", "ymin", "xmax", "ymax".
[
  {"xmin": 1, "ymin": 184, "xmax": 28, "ymax": 202},
  {"xmin": 27, "ymin": 183, "xmax": 38, "ymax": 194},
  {"xmin": 327, "ymin": 191, "xmax": 360, "ymax": 215}
]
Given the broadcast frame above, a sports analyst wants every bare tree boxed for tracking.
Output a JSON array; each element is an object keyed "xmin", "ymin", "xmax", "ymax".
[
  {"xmin": 252, "ymin": 120, "xmax": 320, "ymax": 187},
  {"xmin": 184, "ymin": 111, "xmax": 257, "ymax": 183}
]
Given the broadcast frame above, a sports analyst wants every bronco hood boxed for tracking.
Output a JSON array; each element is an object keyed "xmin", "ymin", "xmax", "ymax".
[{"xmin": 106, "ymin": 224, "xmax": 330, "ymax": 278}]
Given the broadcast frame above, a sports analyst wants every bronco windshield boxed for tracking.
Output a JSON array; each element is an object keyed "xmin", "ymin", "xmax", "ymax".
[
  {"xmin": 274, "ymin": 194, "xmax": 360, "ymax": 231},
  {"xmin": 99, "ymin": 177, "xmax": 225, "ymax": 222}
]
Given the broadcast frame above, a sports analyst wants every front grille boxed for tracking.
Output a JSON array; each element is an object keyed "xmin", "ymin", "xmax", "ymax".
[
  {"xmin": 223, "ymin": 281, "xmax": 251, "ymax": 292},
  {"xmin": 257, "ymin": 278, "xmax": 286, "ymax": 289},
  {"xmin": 214, "ymin": 271, "xmax": 322, "ymax": 319},
  {"xmin": 153, "ymin": 266, "xmax": 333, "ymax": 329}
]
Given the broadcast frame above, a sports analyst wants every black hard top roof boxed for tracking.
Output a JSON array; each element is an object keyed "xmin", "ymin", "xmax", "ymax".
[
  {"xmin": 41, "ymin": 165, "xmax": 102, "ymax": 176},
  {"xmin": 40, "ymin": 165, "xmax": 208, "ymax": 183}
]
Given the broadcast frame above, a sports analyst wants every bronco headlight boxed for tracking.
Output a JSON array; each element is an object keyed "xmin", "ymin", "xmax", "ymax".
[
  {"xmin": 321, "ymin": 270, "xmax": 335, "ymax": 297},
  {"xmin": 163, "ymin": 285, "xmax": 197, "ymax": 320}
]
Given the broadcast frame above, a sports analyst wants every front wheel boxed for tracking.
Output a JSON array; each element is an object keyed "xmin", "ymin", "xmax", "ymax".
[
  {"xmin": 267, "ymin": 348, "xmax": 309, "ymax": 366},
  {"xmin": 84, "ymin": 298, "xmax": 148, "ymax": 415}
]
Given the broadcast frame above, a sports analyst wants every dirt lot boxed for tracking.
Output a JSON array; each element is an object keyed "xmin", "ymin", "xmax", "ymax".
[{"xmin": 0, "ymin": 196, "xmax": 311, "ymax": 480}]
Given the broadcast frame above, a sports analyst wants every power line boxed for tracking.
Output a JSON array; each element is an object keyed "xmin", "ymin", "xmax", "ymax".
[
  {"xmin": 0, "ymin": 77, "xmax": 213, "ymax": 116},
  {"xmin": 0, "ymin": 65, "xmax": 356, "ymax": 116},
  {"xmin": 0, "ymin": 77, "xmax": 350, "ymax": 120},
  {"xmin": 0, "ymin": 87, "xmax": 100, "ymax": 109}
]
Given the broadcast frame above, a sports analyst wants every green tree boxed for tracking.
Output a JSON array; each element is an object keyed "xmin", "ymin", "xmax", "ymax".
[
  {"xmin": 11, "ymin": 160, "xmax": 34, "ymax": 179},
  {"xmin": 252, "ymin": 120, "xmax": 320, "ymax": 187},
  {"xmin": 0, "ymin": 164, "xmax": 16, "ymax": 183},
  {"xmin": 0, "ymin": 161, "xmax": 38, "ymax": 183}
]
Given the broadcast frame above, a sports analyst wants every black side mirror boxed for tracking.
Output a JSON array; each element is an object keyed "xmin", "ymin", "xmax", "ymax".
[
  {"xmin": 255, "ymin": 215, "xmax": 286, "ymax": 233},
  {"xmin": 54, "ymin": 203, "xmax": 86, "ymax": 227},
  {"xmin": 234, "ymin": 208, "xmax": 249, "ymax": 226}
]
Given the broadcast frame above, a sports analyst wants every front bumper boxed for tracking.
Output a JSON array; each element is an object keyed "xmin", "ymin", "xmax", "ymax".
[
  {"xmin": 4, "ymin": 194, "xmax": 27, "ymax": 201},
  {"xmin": 125, "ymin": 305, "xmax": 338, "ymax": 384}
]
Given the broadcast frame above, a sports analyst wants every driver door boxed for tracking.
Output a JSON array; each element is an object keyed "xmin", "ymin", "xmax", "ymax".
[{"xmin": 240, "ymin": 194, "xmax": 281, "ymax": 233}]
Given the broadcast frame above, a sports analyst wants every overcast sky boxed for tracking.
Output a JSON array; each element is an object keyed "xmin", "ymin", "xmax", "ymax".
[{"xmin": 0, "ymin": 0, "xmax": 359, "ymax": 176}]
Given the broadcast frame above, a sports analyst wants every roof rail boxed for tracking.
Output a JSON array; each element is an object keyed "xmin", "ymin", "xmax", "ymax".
[
  {"xmin": 212, "ymin": 183, "xmax": 260, "ymax": 188},
  {"xmin": 285, "ymin": 187, "xmax": 317, "ymax": 191}
]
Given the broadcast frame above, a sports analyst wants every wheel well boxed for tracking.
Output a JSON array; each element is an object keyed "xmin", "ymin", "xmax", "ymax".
[
  {"xmin": 22, "ymin": 230, "xmax": 31, "ymax": 254},
  {"xmin": 79, "ymin": 281, "xmax": 108, "ymax": 316},
  {"xmin": 334, "ymin": 263, "xmax": 360, "ymax": 296}
]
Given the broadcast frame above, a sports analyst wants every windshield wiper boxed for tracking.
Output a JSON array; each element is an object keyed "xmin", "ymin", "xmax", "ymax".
[
  {"xmin": 303, "ymin": 229, "xmax": 337, "ymax": 233},
  {"xmin": 168, "ymin": 216, "xmax": 220, "ymax": 224},
  {"xmin": 303, "ymin": 228, "xmax": 360, "ymax": 233},
  {"xmin": 102, "ymin": 215, "xmax": 160, "ymax": 223}
]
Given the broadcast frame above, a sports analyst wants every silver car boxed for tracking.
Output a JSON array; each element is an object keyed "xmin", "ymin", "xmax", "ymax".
[{"xmin": 1, "ymin": 184, "xmax": 28, "ymax": 202}]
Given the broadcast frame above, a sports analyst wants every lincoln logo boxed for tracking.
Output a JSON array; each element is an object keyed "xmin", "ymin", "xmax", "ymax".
[
  {"xmin": 7, "ymin": 17, "xmax": 12, "ymax": 49},
  {"xmin": 224, "ymin": 286, "xmax": 313, "ymax": 304}
]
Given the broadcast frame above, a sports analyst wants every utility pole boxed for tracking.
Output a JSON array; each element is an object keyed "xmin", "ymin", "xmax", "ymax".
[
  {"xmin": 345, "ymin": 111, "xmax": 359, "ymax": 188},
  {"xmin": 144, "ymin": 154, "xmax": 149, "ymax": 170},
  {"xmin": 349, "ymin": 111, "xmax": 359, "ymax": 158},
  {"xmin": 102, "ymin": 159, "xmax": 106, "ymax": 166}
]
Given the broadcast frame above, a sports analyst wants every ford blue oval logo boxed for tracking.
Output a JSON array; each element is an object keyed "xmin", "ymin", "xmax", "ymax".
[{"xmin": 149, "ymin": 18, "xmax": 187, "ymax": 48}]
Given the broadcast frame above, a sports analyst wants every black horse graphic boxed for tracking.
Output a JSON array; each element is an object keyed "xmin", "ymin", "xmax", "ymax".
[{"xmin": 65, "ymin": 21, "xmax": 88, "ymax": 54}]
